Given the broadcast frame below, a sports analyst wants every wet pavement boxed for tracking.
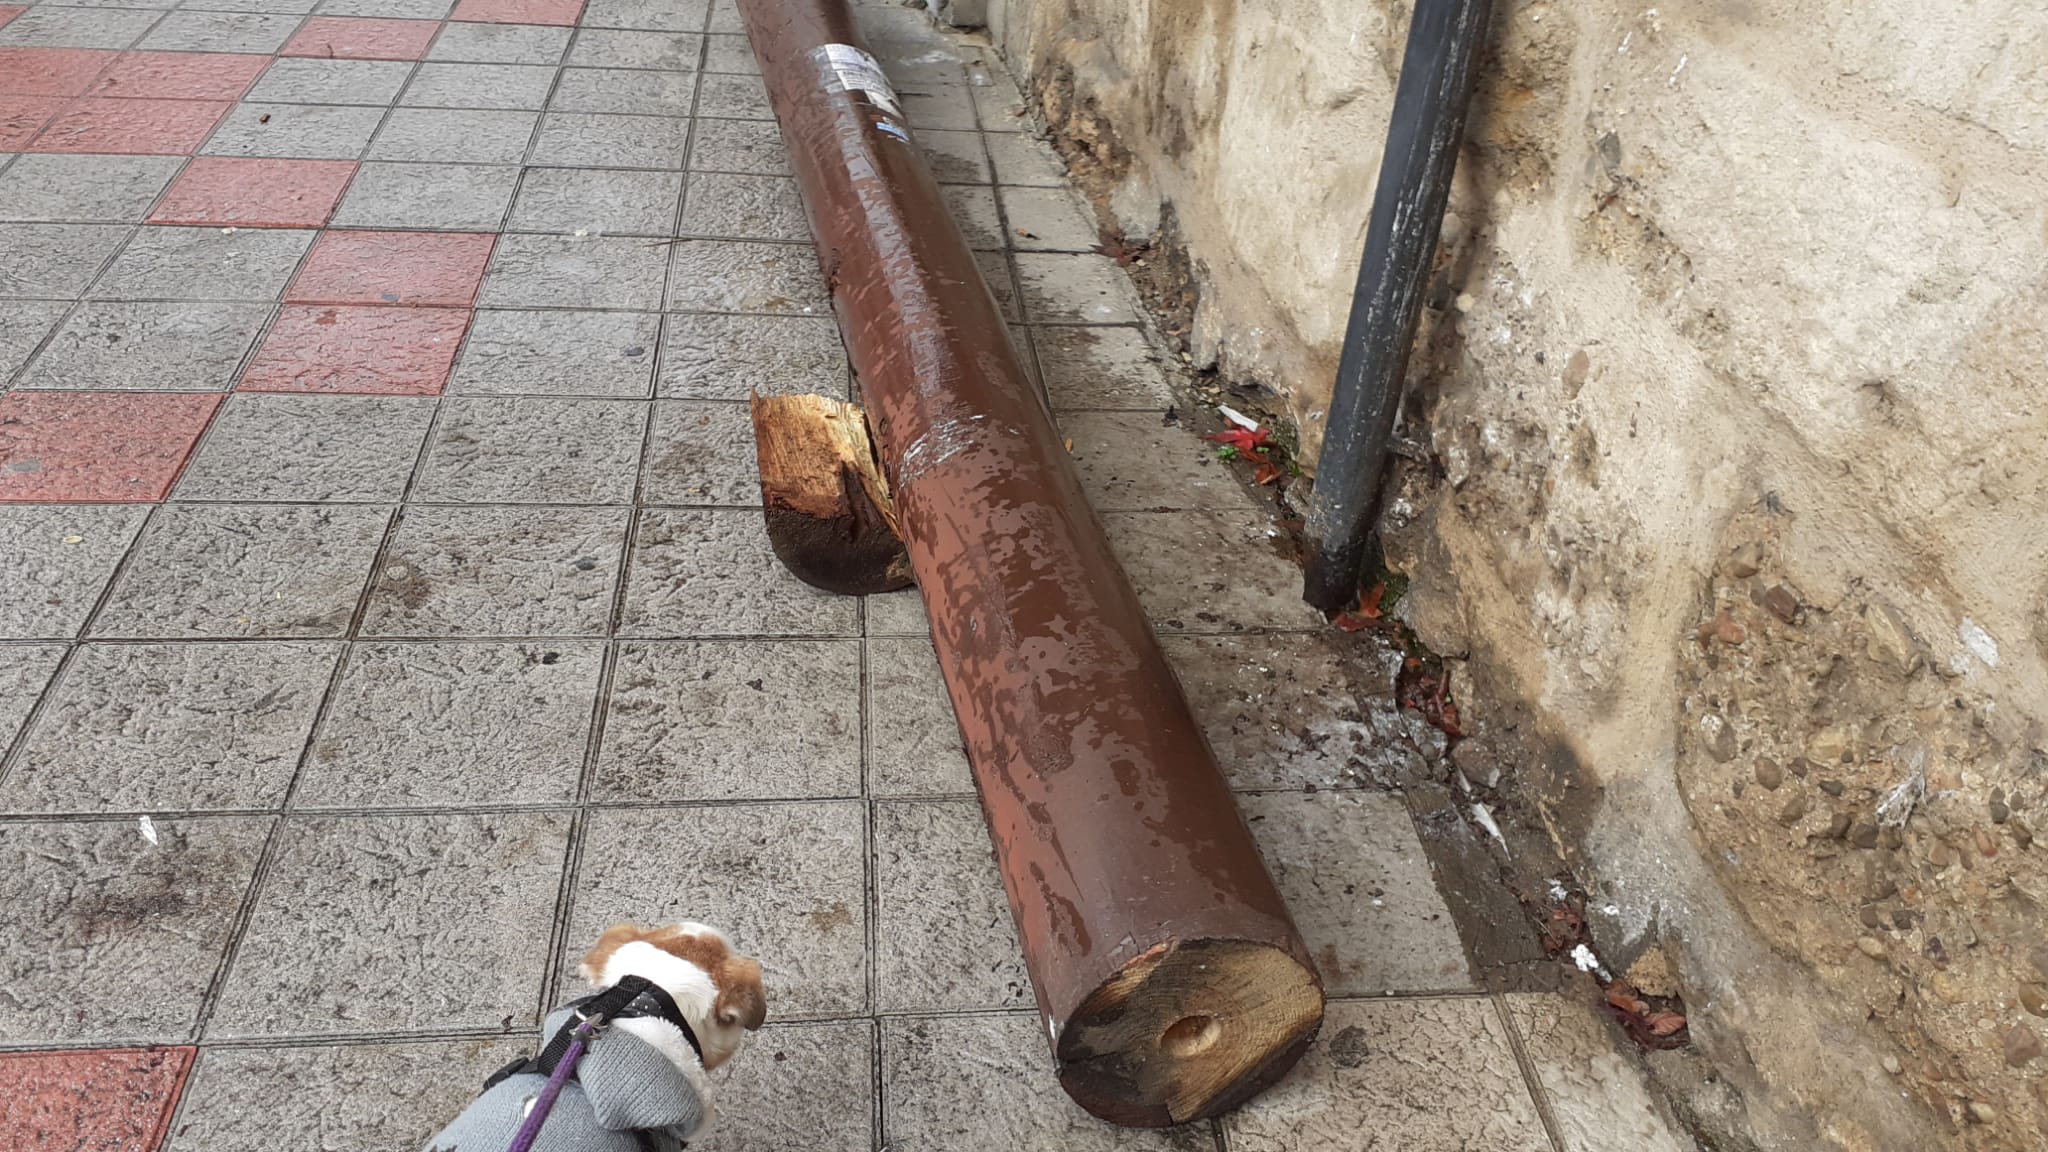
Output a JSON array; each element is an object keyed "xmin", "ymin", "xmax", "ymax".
[{"xmin": 0, "ymin": 1, "xmax": 1690, "ymax": 1149}]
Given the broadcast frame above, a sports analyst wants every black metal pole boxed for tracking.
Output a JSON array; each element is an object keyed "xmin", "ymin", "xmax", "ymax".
[{"xmin": 1302, "ymin": 0, "xmax": 1493, "ymax": 614}]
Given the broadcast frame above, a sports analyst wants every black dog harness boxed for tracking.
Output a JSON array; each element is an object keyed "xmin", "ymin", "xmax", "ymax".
[{"xmin": 483, "ymin": 976, "xmax": 703, "ymax": 1092}]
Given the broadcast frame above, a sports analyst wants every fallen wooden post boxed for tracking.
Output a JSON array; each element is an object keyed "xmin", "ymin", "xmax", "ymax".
[
  {"xmin": 751, "ymin": 393, "xmax": 912, "ymax": 595},
  {"xmin": 738, "ymin": 0, "xmax": 1323, "ymax": 1127}
]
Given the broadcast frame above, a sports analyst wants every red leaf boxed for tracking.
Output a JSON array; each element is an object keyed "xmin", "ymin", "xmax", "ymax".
[
  {"xmin": 1334, "ymin": 612, "xmax": 1373, "ymax": 632},
  {"xmin": 1357, "ymin": 583, "xmax": 1386, "ymax": 619},
  {"xmin": 1252, "ymin": 461, "xmax": 1283, "ymax": 485},
  {"xmin": 1201, "ymin": 427, "xmax": 1272, "ymax": 456},
  {"xmin": 1645, "ymin": 1011, "xmax": 1688, "ymax": 1036},
  {"xmin": 1604, "ymin": 983, "xmax": 1649, "ymax": 1016}
]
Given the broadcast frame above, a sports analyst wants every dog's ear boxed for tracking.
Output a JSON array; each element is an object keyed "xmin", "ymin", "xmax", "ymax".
[
  {"xmin": 580, "ymin": 923, "xmax": 649, "ymax": 985},
  {"xmin": 714, "ymin": 957, "xmax": 767, "ymax": 1031}
]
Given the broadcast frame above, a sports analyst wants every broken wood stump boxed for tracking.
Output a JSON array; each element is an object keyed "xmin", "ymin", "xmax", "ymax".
[{"xmin": 750, "ymin": 392, "xmax": 912, "ymax": 595}]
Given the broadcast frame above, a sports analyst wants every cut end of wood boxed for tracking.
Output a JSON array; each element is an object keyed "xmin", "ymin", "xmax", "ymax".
[
  {"xmin": 1056, "ymin": 938, "xmax": 1325, "ymax": 1127},
  {"xmin": 751, "ymin": 392, "xmax": 914, "ymax": 596}
]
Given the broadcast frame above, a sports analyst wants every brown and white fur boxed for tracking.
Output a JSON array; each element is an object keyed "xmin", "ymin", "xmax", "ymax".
[{"xmin": 576, "ymin": 921, "xmax": 767, "ymax": 1130}]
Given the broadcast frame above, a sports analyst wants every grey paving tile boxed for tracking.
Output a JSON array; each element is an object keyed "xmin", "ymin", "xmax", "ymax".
[
  {"xmin": 0, "ymin": 154, "xmax": 181, "ymax": 223},
  {"xmin": 581, "ymin": 0, "xmax": 707, "ymax": 32},
  {"xmin": 1056, "ymin": 410, "xmax": 1254, "ymax": 512},
  {"xmin": 297, "ymin": 639, "xmax": 601, "ymax": 808},
  {"xmin": 139, "ymin": 10, "xmax": 300, "ymax": 53},
  {"xmin": 451, "ymin": 307, "xmax": 657, "ymax": 397},
  {"xmin": 90, "ymin": 226, "xmax": 316, "ymax": 302},
  {"xmin": 688, "ymin": 1020, "xmax": 874, "ymax": 1152},
  {"xmin": 1002, "ymin": 184, "xmax": 1099, "ymax": 251},
  {"xmin": 508, "ymin": 165, "xmax": 682, "ymax": 235},
  {"xmin": 0, "ymin": 301, "xmax": 69, "ymax": 380},
  {"xmin": 1101, "ymin": 510, "xmax": 1323, "ymax": 632},
  {"xmin": 182, "ymin": 0, "xmax": 321, "ymax": 12},
  {"xmin": 18, "ymin": 302, "xmax": 268, "ymax": 391},
  {"xmin": 427, "ymin": 19, "xmax": 571, "ymax": 64},
  {"xmin": 0, "ymin": 224, "xmax": 130, "ymax": 298},
  {"xmin": 1014, "ymin": 251, "xmax": 1144, "ymax": 323},
  {"xmin": 362, "ymin": 504, "xmax": 627, "ymax": 637},
  {"xmin": 666, "ymin": 239, "xmax": 827, "ymax": 314},
  {"xmin": 549, "ymin": 64, "xmax": 695, "ymax": 115},
  {"xmin": 202, "ymin": 102, "xmax": 389, "ymax": 159},
  {"xmin": 1242, "ymin": 791, "xmax": 1472, "ymax": 995},
  {"xmin": 331, "ymin": 161, "xmax": 521, "ymax": 230},
  {"xmin": 942, "ymin": 181, "xmax": 1003, "ymax": 250},
  {"xmin": 619, "ymin": 508, "xmax": 859, "ymax": 637},
  {"xmin": 481, "ymin": 232, "xmax": 669, "ymax": 310},
  {"xmin": 569, "ymin": 802, "xmax": 866, "ymax": 1017},
  {"xmin": 706, "ymin": 0, "xmax": 740, "ymax": 32},
  {"xmin": 874, "ymin": 798, "xmax": 1029, "ymax": 1013},
  {"xmin": 687, "ymin": 115, "xmax": 787, "ymax": 175},
  {"xmin": 865, "ymin": 636, "xmax": 971, "ymax": 798},
  {"xmin": 882, "ymin": 1013, "xmax": 1213, "ymax": 1151},
  {"xmin": 1033, "ymin": 324, "xmax": 1174, "ymax": 410},
  {"xmin": 0, "ymin": 6, "xmax": 159, "ymax": 48},
  {"xmin": 919, "ymin": 127, "xmax": 988, "ymax": 184},
  {"xmin": 531, "ymin": 110, "xmax": 690, "ymax": 169},
  {"xmin": 567, "ymin": 27, "xmax": 702, "ymax": 71},
  {"xmin": 0, "ymin": 816, "xmax": 269, "ymax": 1044},
  {"xmin": 862, "ymin": 588, "xmax": 927, "ymax": 638},
  {"xmin": 640, "ymin": 399, "xmax": 755, "ymax": 505},
  {"xmin": 594, "ymin": 639, "xmax": 859, "ymax": 801},
  {"xmin": 246, "ymin": 57, "xmax": 414, "ymax": 105},
  {"xmin": 318, "ymin": 0, "xmax": 450, "ymax": 15},
  {"xmin": 656, "ymin": 312, "xmax": 846, "ymax": 399},
  {"xmin": 1160, "ymin": 632, "xmax": 1394, "ymax": 792},
  {"xmin": 367, "ymin": 107, "xmax": 539, "ymax": 164},
  {"xmin": 94, "ymin": 504, "xmax": 390, "ymax": 639},
  {"xmin": 415, "ymin": 396, "xmax": 648, "ymax": 504},
  {"xmin": 402, "ymin": 60, "xmax": 558, "ymax": 109},
  {"xmin": 1, "ymin": 641, "xmax": 337, "ymax": 814},
  {"xmin": 211, "ymin": 811, "xmax": 571, "ymax": 1037},
  {"xmin": 971, "ymin": 74, "xmax": 1031, "ymax": 131},
  {"xmin": 1224, "ymin": 998, "xmax": 1549, "ymax": 1152},
  {"xmin": 900, "ymin": 86, "xmax": 976, "ymax": 131},
  {"xmin": 165, "ymin": 1038, "xmax": 529, "ymax": 1152},
  {"xmin": 1505, "ymin": 991, "xmax": 1694, "ymax": 1152},
  {"xmin": 680, "ymin": 171, "xmax": 805, "ymax": 240},
  {"xmin": 0, "ymin": 505, "xmax": 148, "ymax": 639},
  {"xmin": 695, "ymin": 71, "xmax": 770, "ymax": 119},
  {"xmin": 700, "ymin": 31, "xmax": 755, "ymax": 75},
  {"xmin": 986, "ymin": 131, "xmax": 1068, "ymax": 186},
  {"xmin": 977, "ymin": 246, "xmax": 1022, "ymax": 320},
  {"xmin": 0, "ymin": 643, "xmax": 65, "ymax": 752},
  {"xmin": 174, "ymin": 393, "xmax": 436, "ymax": 502}
]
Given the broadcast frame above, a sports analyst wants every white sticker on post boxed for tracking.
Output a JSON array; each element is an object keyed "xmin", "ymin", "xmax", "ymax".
[{"xmin": 814, "ymin": 42, "xmax": 904, "ymax": 120}]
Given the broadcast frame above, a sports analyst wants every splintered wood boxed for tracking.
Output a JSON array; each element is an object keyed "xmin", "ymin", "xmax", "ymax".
[{"xmin": 750, "ymin": 393, "xmax": 912, "ymax": 595}]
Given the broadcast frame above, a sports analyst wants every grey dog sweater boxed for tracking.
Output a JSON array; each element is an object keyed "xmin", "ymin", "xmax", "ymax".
[{"xmin": 423, "ymin": 1001, "xmax": 707, "ymax": 1152}]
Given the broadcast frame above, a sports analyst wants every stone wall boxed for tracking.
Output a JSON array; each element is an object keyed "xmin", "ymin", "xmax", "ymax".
[{"xmin": 974, "ymin": 1, "xmax": 2048, "ymax": 1149}]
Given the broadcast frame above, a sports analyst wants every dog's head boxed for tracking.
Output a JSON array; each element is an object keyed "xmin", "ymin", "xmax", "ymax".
[{"xmin": 578, "ymin": 922, "xmax": 767, "ymax": 1071}]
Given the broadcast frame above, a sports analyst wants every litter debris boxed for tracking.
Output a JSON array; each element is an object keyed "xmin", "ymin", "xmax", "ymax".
[
  {"xmin": 1570, "ymin": 942, "xmax": 1607, "ymax": 978},
  {"xmin": 1218, "ymin": 405, "xmax": 1259, "ymax": 431},
  {"xmin": 1471, "ymin": 803, "xmax": 1508, "ymax": 852},
  {"xmin": 62, "ymin": 534, "xmax": 83, "ymax": 544},
  {"xmin": 138, "ymin": 815, "xmax": 158, "ymax": 846}
]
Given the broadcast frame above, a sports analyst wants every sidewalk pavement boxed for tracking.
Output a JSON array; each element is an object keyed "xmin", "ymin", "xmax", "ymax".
[{"xmin": 0, "ymin": 0, "xmax": 1692, "ymax": 1148}]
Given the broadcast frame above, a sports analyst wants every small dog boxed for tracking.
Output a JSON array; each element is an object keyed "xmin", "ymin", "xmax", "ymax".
[{"xmin": 425, "ymin": 922, "xmax": 767, "ymax": 1151}]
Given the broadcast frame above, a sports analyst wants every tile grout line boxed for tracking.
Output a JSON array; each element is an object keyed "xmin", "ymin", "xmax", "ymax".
[{"xmin": 1488, "ymin": 988, "xmax": 1573, "ymax": 1152}]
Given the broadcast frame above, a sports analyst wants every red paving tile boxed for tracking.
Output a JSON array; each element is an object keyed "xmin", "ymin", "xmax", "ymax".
[
  {"xmin": 0, "ymin": 94, "xmax": 64, "ymax": 149},
  {"xmin": 0, "ymin": 1047, "xmax": 196, "ymax": 1152},
  {"xmin": 28, "ymin": 98, "xmax": 231, "ymax": 155},
  {"xmin": 282, "ymin": 17, "xmax": 441, "ymax": 60},
  {"xmin": 0, "ymin": 393, "xmax": 221, "ymax": 504},
  {"xmin": 0, "ymin": 6, "xmax": 25, "ymax": 32},
  {"xmin": 451, "ymin": 0, "xmax": 586, "ymax": 26},
  {"xmin": 87, "ymin": 51, "xmax": 271, "ymax": 101},
  {"xmin": 150, "ymin": 157, "xmax": 359, "ymax": 228},
  {"xmin": 240, "ymin": 305, "xmax": 471, "ymax": 395},
  {"xmin": 287, "ymin": 231, "xmax": 496, "ymax": 308},
  {"xmin": 0, "ymin": 48, "xmax": 120, "ymax": 97}
]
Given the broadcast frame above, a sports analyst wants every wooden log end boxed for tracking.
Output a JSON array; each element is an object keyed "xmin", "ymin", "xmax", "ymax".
[
  {"xmin": 751, "ymin": 392, "xmax": 914, "ymax": 596},
  {"xmin": 1056, "ymin": 938, "xmax": 1324, "ymax": 1127}
]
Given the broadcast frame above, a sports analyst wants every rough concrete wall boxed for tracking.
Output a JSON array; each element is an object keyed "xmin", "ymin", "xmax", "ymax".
[{"xmin": 980, "ymin": 1, "xmax": 2048, "ymax": 1149}]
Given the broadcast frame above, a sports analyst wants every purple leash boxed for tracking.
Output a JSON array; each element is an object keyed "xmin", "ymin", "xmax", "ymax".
[{"xmin": 505, "ymin": 1014, "xmax": 600, "ymax": 1152}]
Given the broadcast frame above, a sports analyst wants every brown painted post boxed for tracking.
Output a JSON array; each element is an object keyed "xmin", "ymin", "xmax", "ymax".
[{"xmin": 736, "ymin": 0, "xmax": 1324, "ymax": 1126}]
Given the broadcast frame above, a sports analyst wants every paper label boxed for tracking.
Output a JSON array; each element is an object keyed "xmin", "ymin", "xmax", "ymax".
[{"xmin": 814, "ymin": 43, "xmax": 903, "ymax": 119}]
